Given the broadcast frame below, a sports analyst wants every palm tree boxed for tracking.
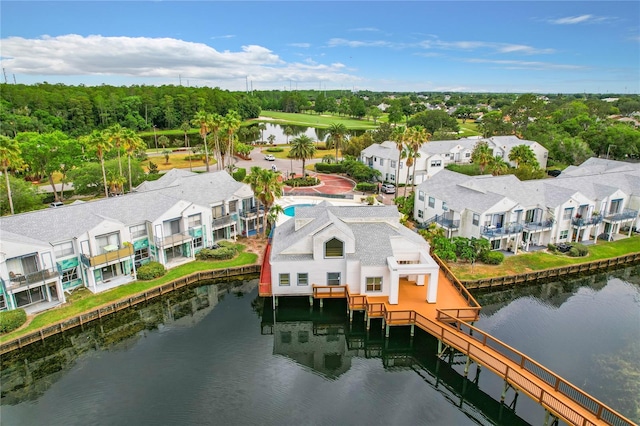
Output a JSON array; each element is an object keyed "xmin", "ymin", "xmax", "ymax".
[
  {"xmin": 104, "ymin": 124, "xmax": 124, "ymax": 178},
  {"xmin": 327, "ymin": 122, "xmax": 348, "ymax": 162},
  {"xmin": 180, "ymin": 121, "xmax": 191, "ymax": 149},
  {"xmin": 0, "ymin": 135, "xmax": 22, "ymax": 215},
  {"xmin": 471, "ymin": 141, "xmax": 493, "ymax": 174},
  {"xmin": 121, "ymin": 128, "xmax": 145, "ymax": 192},
  {"xmin": 267, "ymin": 204, "xmax": 284, "ymax": 232},
  {"xmin": 283, "ymin": 126, "xmax": 294, "ymax": 144},
  {"xmin": 508, "ymin": 144, "xmax": 539, "ymax": 169},
  {"xmin": 258, "ymin": 122, "xmax": 267, "ymax": 143},
  {"xmin": 208, "ymin": 113, "xmax": 224, "ymax": 169},
  {"xmin": 267, "ymin": 134, "xmax": 276, "ymax": 145},
  {"xmin": 191, "ymin": 110, "xmax": 212, "ymax": 172},
  {"xmin": 402, "ymin": 144, "xmax": 416, "ymax": 198},
  {"xmin": 289, "ymin": 134, "xmax": 316, "ymax": 177},
  {"xmin": 391, "ymin": 126, "xmax": 407, "ymax": 186},
  {"xmin": 222, "ymin": 110, "xmax": 242, "ymax": 173},
  {"xmin": 488, "ymin": 157, "xmax": 509, "ymax": 176},
  {"xmin": 244, "ymin": 167, "xmax": 284, "ymax": 237},
  {"xmin": 83, "ymin": 130, "xmax": 113, "ymax": 198},
  {"xmin": 409, "ymin": 126, "xmax": 429, "ymax": 187}
]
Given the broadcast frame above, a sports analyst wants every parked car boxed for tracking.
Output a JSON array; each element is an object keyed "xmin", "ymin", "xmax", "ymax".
[
  {"xmin": 49, "ymin": 201, "xmax": 64, "ymax": 208},
  {"xmin": 381, "ymin": 183, "xmax": 396, "ymax": 194},
  {"xmin": 265, "ymin": 154, "xmax": 275, "ymax": 161},
  {"xmin": 547, "ymin": 169, "xmax": 562, "ymax": 177}
]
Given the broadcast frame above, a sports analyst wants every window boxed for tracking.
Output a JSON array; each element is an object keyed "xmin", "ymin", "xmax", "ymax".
[
  {"xmin": 465, "ymin": 152, "xmax": 471, "ymax": 158},
  {"xmin": 280, "ymin": 331, "xmax": 292, "ymax": 344},
  {"xmin": 442, "ymin": 201, "xmax": 448, "ymax": 211},
  {"xmin": 390, "ymin": 160, "xmax": 396, "ymax": 168},
  {"xmin": 135, "ymin": 248, "xmax": 149, "ymax": 263},
  {"xmin": 297, "ymin": 273, "xmax": 308, "ymax": 286},
  {"xmin": 563, "ymin": 207, "xmax": 574, "ymax": 220},
  {"xmin": 380, "ymin": 159, "xmax": 384, "ymax": 166},
  {"xmin": 193, "ymin": 237, "xmax": 203, "ymax": 249},
  {"xmin": 188, "ymin": 214, "xmax": 202, "ymax": 228},
  {"xmin": 298, "ymin": 331, "xmax": 309, "ymax": 343},
  {"xmin": 428, "ymin": 197, "xmax": 435, "ymax": 208},
  {"xmin": 560, "ymin": 230, "xmax": 568, "ymax": 239},
  {"xmin": 228, "ymin": 200, "xmax": 238, "ymax": 213},
  {"xmin": 54, "ymin": 241, "xmax": 74, "ymax": 258},
  {"xmin": 324, "ymin": 238, "xmax": 344, "ymax": 258},
  {"xmin": 279, "ymin": 273, "xmax": 290, "ymax": 286},
  {"xmin": 61, "ymin": 267, "xmax": 78, "ymax": 284},
  {"xmin": 0, "ymin": 295, "xmax": 5, "ymax": 311},
  {"xmin": 418, "ymin": 190, "xmax": 425, "ymax": 201},
  {"xmin": 418, "ymin": 210, "xmax": 423, "ymax": 218},
  {"xmin": 327, "ymin": 272, "xmax": 341, "ymax": 286},
  {"xmin": 473, "ymin": 213, "xmax": 480, "ymax": 226},
  {"xmin": 366, "ymin": 277, "xmax": 382, "ymax": 292},
  {"xmin": 96, "ymin": 232, "xmax": 120, "ymax": 252},
  {"xmin": 130, "ymin": 224, "xmax": 147, "ymax": 239},
  {"xmin": 430, "ymin": 160, "xmax": 442, "ymax": 167},
  {"xmin": 212, "ymin": 205, "xmax": 224, "ymax": 218}
]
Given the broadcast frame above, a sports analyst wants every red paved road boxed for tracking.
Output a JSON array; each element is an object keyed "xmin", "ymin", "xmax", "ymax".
[{"xmin": 284, "ymin": 173, "xmax": 355, "ymax": 195}]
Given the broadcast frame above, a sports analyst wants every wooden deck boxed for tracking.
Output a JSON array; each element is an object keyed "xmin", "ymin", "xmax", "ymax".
[{"xmin": 310, "ymin": 270, "xmax": 633, "ymax": 426}]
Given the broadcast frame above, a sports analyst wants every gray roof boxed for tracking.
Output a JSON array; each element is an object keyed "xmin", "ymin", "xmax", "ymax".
[{"xmin": 270, "ymin": 203, "xmax": 420, "ymax": 265}]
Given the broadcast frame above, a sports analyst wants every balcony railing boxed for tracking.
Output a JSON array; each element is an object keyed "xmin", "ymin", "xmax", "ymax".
[
  {"xmin": 154, "ymin": 232, "xmax": 193, "ymax": 249},
  {"xmin": 240, "ymin": 206, "xmax": 264, "ymax": 218},
  {"xmin": 7, "ymin": 268, "xmax": 60, "ymax": 290},
  {"xmin": 604, "ymin": 209, "xmax": 638, "ymax": 222},
  {"xmin": 572, "ymin": 215, "xmax": 603, "ymax": 227},
  {"xmin": 212, "ymin": 216, "xmax": 234, "ymax": 228},
  {"xmin": 481, "ymin": 222, "xmax": 524, "ymax": 238},
  {"xmin": 82, "ymin": 246, "xmax": 134, "ymax": 267},
  {"xmin": 422, "ymin": 214, "xmax": 460, "ymax": 230},
  {"xmin": 523, "ymin": 219, "xmax": 555, "ymax": 232}
]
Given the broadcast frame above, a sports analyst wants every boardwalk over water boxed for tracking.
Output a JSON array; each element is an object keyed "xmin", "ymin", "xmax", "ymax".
[{"xmin": 260, "ymin": 255, "xmax": 634, "ymax": 426}]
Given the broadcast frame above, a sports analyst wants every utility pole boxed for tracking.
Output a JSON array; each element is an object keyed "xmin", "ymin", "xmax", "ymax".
[{"xmin": 2, "ymin": 68, "xmax": 7, "ymax": 84}]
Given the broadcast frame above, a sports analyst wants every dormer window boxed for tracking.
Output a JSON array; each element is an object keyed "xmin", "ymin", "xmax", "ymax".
[{"xmin": 324, "ymin": 238, "xmax": 344, "ymax": 258}]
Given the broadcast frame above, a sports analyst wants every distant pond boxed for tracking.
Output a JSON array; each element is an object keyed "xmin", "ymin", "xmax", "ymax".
[{"xmin": 1, "ymin": 267, "xmax": 638, "ymax": 425}]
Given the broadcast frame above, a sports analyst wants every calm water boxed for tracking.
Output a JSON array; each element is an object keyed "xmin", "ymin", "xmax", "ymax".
[{"xmin": 1, "ymin": 267, "xmax": 639, "ymax": 426}]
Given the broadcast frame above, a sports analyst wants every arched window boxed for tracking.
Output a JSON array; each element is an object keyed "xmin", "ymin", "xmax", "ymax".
[{"xmin": 324, "ymin": 238, "xmax": 344, "ymax": 258}]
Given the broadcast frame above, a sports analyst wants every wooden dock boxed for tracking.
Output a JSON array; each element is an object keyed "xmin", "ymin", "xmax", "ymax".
[{"xmin": 309, "ymin": 270, "xmax": 634, "ymax": 426}]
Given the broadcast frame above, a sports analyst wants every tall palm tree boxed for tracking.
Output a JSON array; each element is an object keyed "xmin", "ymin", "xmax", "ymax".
[
  {"xmin": 328, "ymin": 122, "xmax": 348, "ymax": 162},
  {"xmin": 208, "ymin": 113, "xmax": 224, "ymax": 170},
  {"xmin": 267, "ymin": 134, "xmax": 276, "ymax": 145},
  {"xmin": 471, "ymin": 141, "xmax": 493, "ymax": 174},
  {"xmin": 191, "ymin": 110, "xmax": 211, "ymax": 172},
  {"xmin": 121, "ymin": 128, "xmax": 146, "ymax": 192},
  {"xmin": 283, "ymin": 126, "xmax": 294, "ymax": 145},
  {"xmin": 289, "ymin": 135, "xmax": 316, "ymax": 177},
  {"xmin": 104, "ymin": 124, "xmax": 124, "ymax": 178},
  {"xmin": 391, "ymin": 126, "xmax": 407, "ymax": 186},
  {"xmin": 0, "ymin": 135, "xmax": 22, "ymax": 215},
  {"xmin": 488, "ymin": 157, "xmax": 509, "ymax": 176},
  {"xmin": 222, "ymin": 110, "xmax": 242, "ymax": 173},
  {"xmin": 244, "ymin": 167, "xmax": 284, "ymax": 237},
  {"xmin": 180, "ymin": 121, "xmax": 191, "ymax": 149},
  {"xmin": 409, "ymin": 126, "xmax": 429, "ymax": 187},
  {"xmin": 81, "ymin": 130, "xmax": 113, "ymax": 198},
  {"xmin": 258, "ymin": 122, "xmax": 267, "ymax": 143},
  {"xmin": 267, "ymin": 204, "xmax": 284, "ymax": 233},
  {"xmin": 402, "ymin": 144, "xmax": 416, "ymax": 198}
]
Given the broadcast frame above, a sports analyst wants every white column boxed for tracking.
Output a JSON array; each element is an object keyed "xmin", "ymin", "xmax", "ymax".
[
  {"xmin": 426, "ymin": 271, "xmax": 438, "ymax": 303},
  {"xmin": 388, "ymin": 268, "xmax": 399, "ymax": 305}
]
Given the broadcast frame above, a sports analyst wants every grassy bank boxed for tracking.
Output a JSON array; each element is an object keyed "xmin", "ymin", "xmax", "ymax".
[
  {"xmin": 450, "ymin": 236, "xmax": 640, "ymax": 280},
  {"xmin": 1, "ymin": 245, "xmax": 258, "ymax": 343}
]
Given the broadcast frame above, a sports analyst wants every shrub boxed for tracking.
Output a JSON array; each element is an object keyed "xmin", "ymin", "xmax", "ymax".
[
  {"xmin": 233, "ymin": 167, "xmax": 246, "ymax": 182},
  {"xmin": 315, "ymin": 163, "xmax": 344, "ymax": 173},
  {"xmin": 265, "ymin": 147, "xmax": 284, "ymax": 153},
  {"xmin": 284, "ymin": 176, "xmax": 319, "ymax": 187},
  {"xmin": 355, "ymin": 182, "xmax": 377, "ymax": 192},
  {"xmin": 196, "ymin": 244, "xmax": 238, "ymax": 261},
  {"xmin": 568, "ymin": 244, "xmax": 589, "ymax": 257},
  {"xmin": 0, "ymin": 309, "xmax": 27, "ymax": 334},
  {"xmin": 136, "ymin": 261, "xmax": 166, "ymax": 280},
  {"xmin": 481, "ymin": 251, "xmax": 504, "ymax": 265},
  {"xmin": 547, "ymin": 243, "xmax": 557, "ymax": 253}
]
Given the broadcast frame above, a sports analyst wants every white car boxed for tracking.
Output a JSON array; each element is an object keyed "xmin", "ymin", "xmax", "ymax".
[
  {"xmin": 265, "ymin": 154, "xmax": 275, "ymax": 161},
  {"xmin": 381, "ymin": 184, "xmax": 396, "ymax": 194}
]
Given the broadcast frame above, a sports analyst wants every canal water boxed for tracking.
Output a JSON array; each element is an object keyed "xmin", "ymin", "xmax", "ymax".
[{"xmin": 1, "ymin": 267, "xmax": 638, "ymax": 426}]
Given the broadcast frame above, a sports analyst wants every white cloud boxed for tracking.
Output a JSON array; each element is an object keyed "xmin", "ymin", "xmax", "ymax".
[
  {"xmin": 549, "ymin": 14, "xmax": 610, "ymax": 25},
  {"xmin": 211, "ymin": 34, "xmax": 235, "ymax": 40},
  {"xmin": 327, "ymin": 38, "xmax": 399, "ymax": 48},
  {"xmin": 289, "ymin": 42, "xmax": 311, "ymax": 48},
  {"xmin": 0, "ymin": 34, "xmax": 359, "ymax": 87},
  {"xmin": 349, "ymin": 27, "xmax": 380, "ymax": 32},
  {"xmin": 465, "ymin": 58, "xmax": 587, "ymax": 71}
]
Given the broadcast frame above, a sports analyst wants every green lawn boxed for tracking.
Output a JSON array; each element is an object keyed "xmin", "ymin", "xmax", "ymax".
[
  {"xmin": 254, "ymin": 111, "xmax": 380, "ymax": 130},
  {"xmin": 1, "ymin": 247, "xmax": 258, "ymax": 343},
  {"xmin": 450, "ymin": 236, "xmax": 640, "ymax": 280},
  {"xmin": 457, "ymin": 119, "xmax": 481, "ymax": 138}
]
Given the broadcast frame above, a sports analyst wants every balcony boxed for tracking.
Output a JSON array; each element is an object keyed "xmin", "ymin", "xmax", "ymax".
[
  {"xmin": 481, "ymin": 223, "xmax": 524, "ymax": 239},
  {"xmin": 82, "ymin": 245, "xmax": 134, "ymax": 267},
  {"xmin": 422, "ymin": 214, "xmax": 460, "ymax": 230},
  {"xmin": 212, "ymin": 215, "xmax": 234, "ymax": 228},
  {"xmin": 572, "ymin": 215, "xmax": 603, "ymax": 227},
  {"xmin": 604, "ymin": 208, "xmax": 638, "ymax": 223},
  {"xmin": 523, "ymin": 219, "xmax": 555, "ymax": 232},
  {"xmin": 7, "ymin": 268, "xmax": 60, "ymax": 291},
  {"xmin": 155, "ymin": 232, "xmax": 193, "ymax": 249},
  {"xmin": 240, "ymin": 206, "xmax": 264, "ymax": 219}
]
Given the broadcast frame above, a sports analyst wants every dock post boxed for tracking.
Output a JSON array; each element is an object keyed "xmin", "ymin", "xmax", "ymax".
[
  {"xmin": 349, "ymin": 310, "xmax": 353, "ymax": 323},
  {"xmin": 272, "ymin": 296, "xmax": 277, "ymax": 309},
  {"xmin": 543, "ymin": 410, "xmax": 559, "ymax": 426},
  {"xmin": 500, "ymin": 380, "xmax": 511, "ymax": 402},
  {"xmin": 309, "ymin": 295, "xmax": 313, "ymax": 307},
  {"xmin": 509, "ymin": 391, "xmax": 519, "ymax": 410},
  {"xmin": 473, "ymin": 365, "xmax": 481, "ymax": 384},
  {"xmin": 410, "ymin": 324, "xmax": 415, "ymax": 337},
  {"xmin": 463, "ymin": 357, "xmax": 472, "ymax": 377},
  {"xmin": 385, "ymin": 324, "xmax": 390, "ymax": 338},
  {"xmin": 319, "ymin": 299, "xmax": 323, "ymax": 310}
]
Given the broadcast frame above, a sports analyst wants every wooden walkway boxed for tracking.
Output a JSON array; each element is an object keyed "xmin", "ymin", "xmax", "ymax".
[{"xmin": 311, "ymin": 270, "xmax": 634, "ymax": 426}]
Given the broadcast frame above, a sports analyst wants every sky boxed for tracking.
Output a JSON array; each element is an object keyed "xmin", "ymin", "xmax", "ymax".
[{"xmin": 1, "ymin": 1, "xmax": 639, "ymax": 94}]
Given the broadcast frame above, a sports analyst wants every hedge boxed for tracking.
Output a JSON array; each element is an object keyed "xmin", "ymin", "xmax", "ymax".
[
  {"xmin": 355, "ymin": 182, "xmax": 377, "ymax": 192},
  {"xmin": 265, "ymin": 147, "xmax": 284, "ymax": 153},
  {"xmin": 0, "ymin": 309, "xmax": 27, "ymax": 334},
  {"xmin": 481, "ymin": 251, "xmax": 505, "ymax": 265},
  {"xmin": 136, "ymin": 261, "xmax": 166, "ymax": 280},
  {"xmin": 315, "ymin": 163, "xmax": 344, "ymax": 173},
  {"xmin": 196, "ymin": 243, "xmax": 238, "ymax": 261}
]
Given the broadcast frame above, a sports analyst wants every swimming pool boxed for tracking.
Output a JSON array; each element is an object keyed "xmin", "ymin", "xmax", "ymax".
[{"xmin": 283, "ymin": 204, "xmax": 314, "ymax": 217}]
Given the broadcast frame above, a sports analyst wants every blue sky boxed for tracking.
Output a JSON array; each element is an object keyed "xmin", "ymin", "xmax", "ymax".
[{"xmin": 1, "ymin": 1, "xmax": 638, "ymax": 93}]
